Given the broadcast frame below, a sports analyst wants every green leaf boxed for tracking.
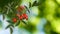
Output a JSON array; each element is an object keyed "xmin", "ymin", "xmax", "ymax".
[
  {"xmin": 5, "ymin": 25, "xmax": 11, "ymax": 29},
  {"xmin": 3, "ymin": 15, "xmax": 5, "ymax": 20},
  {"xmin": 5, "ymin": 24, "xmax": 14, "ymax": 29},
  {"xmin": 32, "ymin": 1, "xmax": 39, "ymax": 6},
  {"xmin": 15, "ymin": 20, "xmax": 20, "ymax": 26},
  {"xmin": 2, "ymin": 9, "xmax": 7, "ymax": 14},
  {"xmin": 29, "ymin": 2, "xmax": 31, "ymax": 8},
  {"xmin": 10, "ymin": 27, "xmax": 13, "ymax": 34},
  {"xmin": 22, "ymin": 20, "xmax": 27, "ymax": 25},
  {"xmin": 7, "ymin": 20, "xmax": 14, "ymax": 24},
  {"xmin": 24, "ymin": 6, "xmax": 30, "ymax": 13}
]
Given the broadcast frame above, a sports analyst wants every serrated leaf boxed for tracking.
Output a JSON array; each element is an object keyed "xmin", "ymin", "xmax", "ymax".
[{"xmin": 15, "ymin": 20, "xmax": 20, "ymax": 26}]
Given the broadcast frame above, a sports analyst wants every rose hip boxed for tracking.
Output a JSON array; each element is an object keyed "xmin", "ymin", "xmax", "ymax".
[{"xmin": 12, "ymin": 18, "xmax": 17, "ymax": 22}]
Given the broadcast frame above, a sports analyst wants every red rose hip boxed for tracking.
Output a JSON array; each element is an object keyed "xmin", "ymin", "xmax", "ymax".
[
  {"xmin": 12, "ymin": 18, "xmax": 17, "ymax": 22},
  {"xmin": 19, "ymin": 15, "xmax": 23, "ymax": 20},
  {"xmin": 22, "ymin": 14, "xmax": 28, "ymax": 20}
]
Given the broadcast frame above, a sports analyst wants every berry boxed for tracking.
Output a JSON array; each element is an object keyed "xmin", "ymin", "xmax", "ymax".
[
  {"xmin": 12, "ymin": 18, "xmax": 17, "ymax": 22},
  {"xmin": 25, "ymin": 16, "xmax": 28, "ymax": 20},
  {"xmin": 22, "ymin": 14, "xmax": 26, "ymax": 17},
  {"xmin": 19, "ymin": 15, "xmax": 23, "ymax": 20},
  {"xmin": 22, "ymin": 13, "xmax": 28, "ymax": 20}
]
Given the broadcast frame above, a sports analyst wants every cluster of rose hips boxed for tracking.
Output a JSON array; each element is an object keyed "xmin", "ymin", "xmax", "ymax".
[{"xmin": 12, "ymin": 5, "xmax": 28, "ymax": 23}]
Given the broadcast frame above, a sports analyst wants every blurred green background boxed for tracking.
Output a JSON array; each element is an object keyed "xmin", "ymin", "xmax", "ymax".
[{"xmin": 0, "ymin": 0, "xmax": 60, "ymax": 34}]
